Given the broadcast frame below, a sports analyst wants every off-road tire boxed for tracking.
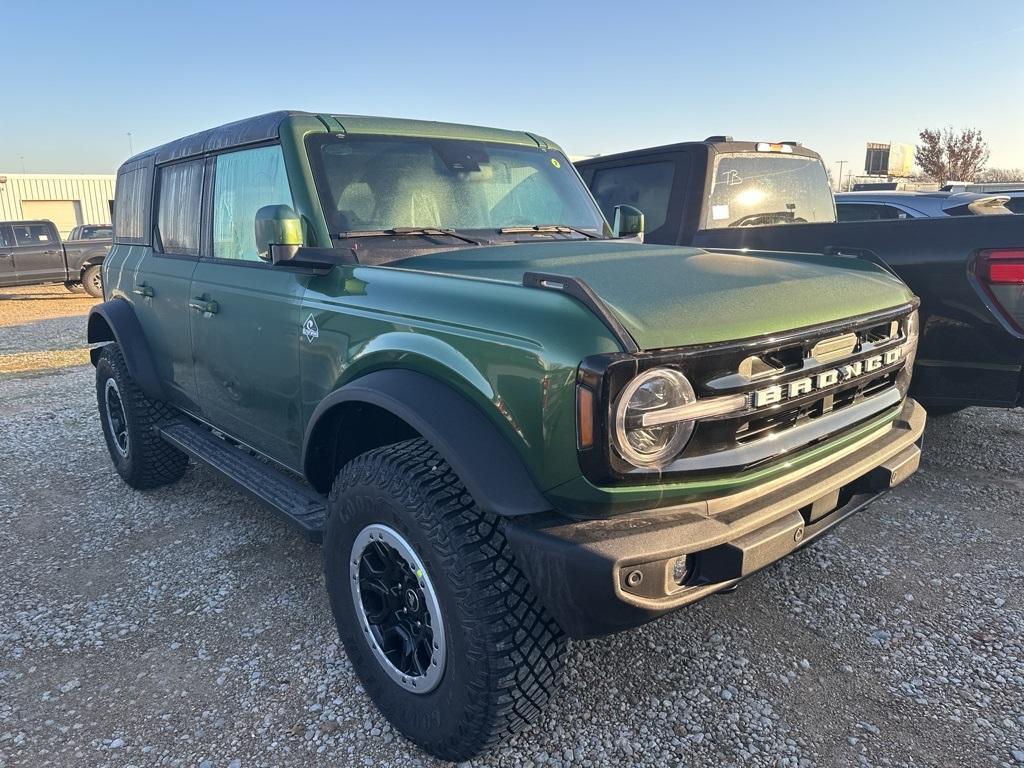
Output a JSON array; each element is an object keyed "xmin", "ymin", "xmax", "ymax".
[
  {"xmin": 81, "ymin": 265, "xmax": 103, "ymax": 298},
  {"xmin": 64, "ymin": 281, "xmax": 85, "ymax": 293},
  {"xmin": 323, "ymin": 438, "xmax": 567, "ymax": 761},
  {"xmin": 95, "ymin": 344, "xmax": 188, "ymax": 489}
]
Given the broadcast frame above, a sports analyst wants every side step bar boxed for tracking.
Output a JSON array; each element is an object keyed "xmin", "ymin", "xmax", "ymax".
[{"xmin": 159, "ymin": 421, "xmax": 328, "ymax": 543}]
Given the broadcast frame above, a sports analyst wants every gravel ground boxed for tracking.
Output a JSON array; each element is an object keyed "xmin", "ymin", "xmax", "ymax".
[{"xmin": 0, "ymin": 285, "xmax": 1021, "ymax": 767}]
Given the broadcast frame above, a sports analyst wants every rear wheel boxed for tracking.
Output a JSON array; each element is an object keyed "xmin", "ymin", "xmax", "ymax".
[
  {"xmin": 81, "ymin": 265, "xmax": 103, "ymax": 298},
  {"xmin": 323, "ymin": 438, "xmax": 567, "ymax": 761},
  {"xmin": 95, "ymin": 344, "xmax": 188, "ymax": 489}
]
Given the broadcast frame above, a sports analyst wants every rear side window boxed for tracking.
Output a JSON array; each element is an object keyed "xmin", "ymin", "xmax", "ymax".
[
  {"xmin": 705, "ymin": 154, "xmax": 835, "ymax": 229},
  {"xmin": 836, "ymin": 203, "xmax": 910, "ymax": 221},
  {"xmin": 0, "ymin": 226, "xmax": 14, "ymax": 248},
  {"xmin": 12, "ymin": 223, "xmax": 54, "ymax": 245},
  {"xmin": 156, "ymin": 160, "xmax": 204, "ymax": 256},
  {"xmin": 213, "ymin": 145, "xmax": 294, "ymax": 261},
  {"xmin": 589, "ymin": 161, "xmax": 675, "ymax": 232},
  {"xmin": 114, "ymin": 166, "xmax": 151, "ymax": 243}
]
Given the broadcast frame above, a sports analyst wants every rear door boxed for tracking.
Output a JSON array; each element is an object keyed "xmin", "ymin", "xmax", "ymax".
[
  {"xmin": 11, "ymin": 222, "xmax": 66, "ymax": 283},
  {"xmin": 140, "ymin": 158, "xmax": 205, "ymax": 410},
  {"xmin": 189, "ymin": 143, "xmax": 307, "ymax": 467},
  {"xmin": 0, "ymin": 226, "xmax": 15, "ymax": 285}
]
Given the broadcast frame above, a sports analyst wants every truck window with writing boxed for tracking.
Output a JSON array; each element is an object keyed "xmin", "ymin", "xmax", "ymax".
[{"xmin": 705, "ymin": 154, "xmax": 835, "ymax": 229}]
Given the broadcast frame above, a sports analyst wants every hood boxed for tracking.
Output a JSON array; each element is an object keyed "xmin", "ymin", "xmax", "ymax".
[{"xmin": 389, "ymin": 240, "xmax": 914, "ymax": 350}]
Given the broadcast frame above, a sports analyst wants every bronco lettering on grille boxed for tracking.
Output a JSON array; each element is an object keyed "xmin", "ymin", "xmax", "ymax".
[{"xmin": 751, "ymin": 348, "xmax": 902, "ymax": 408}]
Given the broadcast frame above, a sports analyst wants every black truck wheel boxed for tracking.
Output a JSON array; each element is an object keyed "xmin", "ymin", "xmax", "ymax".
[
  {"xmin": 323, "ymin": 438, "xmax": 567, "ymax": 761},
  {"xmin": 81, "ymin": 265, "xmax": 103, "ymax": 298},
  {"xmin": 64, "ymin": 281, "xmax": 85, "ymax": 293},
  {"xmin": 95, "ymin": 344, "xmax": 188, "ymax": 490}
]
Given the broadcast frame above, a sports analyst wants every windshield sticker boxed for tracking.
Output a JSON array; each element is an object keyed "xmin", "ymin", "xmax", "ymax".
[
  {"xmin": 550, "ymin": 157, "xmax": 561, "ymax": 169},
  {"xmin": 711, "ymin": 204, "xmax": 730, "ymax": 221},
  {"xmin": 721, "ymin": 169, "xmax": 743, "ymax": 186}
]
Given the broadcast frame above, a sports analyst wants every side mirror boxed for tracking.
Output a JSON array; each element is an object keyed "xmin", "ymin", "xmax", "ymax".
[
  {"xmin": 255, "ymin": 204, "xmax": 304, "ymax": 263},
  {"xmin": 613, "ymin": 204, "xmax": 645, "ymax": 241}
]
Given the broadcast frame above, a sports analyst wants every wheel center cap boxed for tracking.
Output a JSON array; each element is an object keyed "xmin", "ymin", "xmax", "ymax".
[{"xmin": 404, "ymin": 588, "xmax": 420, "ymax": 613}]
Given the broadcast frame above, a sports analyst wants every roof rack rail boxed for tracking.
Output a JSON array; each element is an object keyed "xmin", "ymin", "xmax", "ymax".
[{"xmin": 704, "ymin": 135, "xmax": 733, "ymax": 143}]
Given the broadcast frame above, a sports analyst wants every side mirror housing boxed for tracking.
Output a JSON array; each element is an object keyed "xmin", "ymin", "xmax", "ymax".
[
  {"xmin": 613, "ymin": 205, "xmax": 645, "ymax": 241},
  {"xmin": 255, "ymin": 204, "xmax": 304, "ymax": 263}
]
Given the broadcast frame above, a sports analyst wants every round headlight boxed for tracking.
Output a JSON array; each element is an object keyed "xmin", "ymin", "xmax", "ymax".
[{"xmin": 613, "ymin": 368, "xmax": 696, "ymax": 468}]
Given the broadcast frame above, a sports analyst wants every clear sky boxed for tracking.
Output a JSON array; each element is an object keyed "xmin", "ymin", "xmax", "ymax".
[{"xmin": 3, "ymin": 0, "xmax": 1022, "ymax": 178}]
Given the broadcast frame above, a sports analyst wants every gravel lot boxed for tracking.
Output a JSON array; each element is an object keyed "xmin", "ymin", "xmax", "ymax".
[{"xmin": 1, "ymin": 284, "xmax": 1021, "ymax": 767}]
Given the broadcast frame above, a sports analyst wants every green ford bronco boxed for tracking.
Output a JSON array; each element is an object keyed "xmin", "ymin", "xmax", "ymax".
[{"xmin": 88, "ymin": 111, "xmax": 925, "ymax": 759}]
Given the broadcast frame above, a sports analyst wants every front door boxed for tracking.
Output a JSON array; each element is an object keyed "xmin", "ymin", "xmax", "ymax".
[
  {"xmin": 11, "ymin": 222, "xmax": 66, "ymax": 283},
  {"xmin": 189, "ymin": 144, "xmax": 306, "ymax": 467},
  {"xmin": 0, "ymin": 226, "xmax": 15, "ymax": 286}
]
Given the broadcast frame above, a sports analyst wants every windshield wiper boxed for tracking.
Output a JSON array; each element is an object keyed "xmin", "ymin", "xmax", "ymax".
[
  {"xmin": 335, "ymin": 227, "xmax": 483, "ymax": 246},
  {"xmin": 498, "ymin": 224, "xmax": 601, "ymax": 240}
]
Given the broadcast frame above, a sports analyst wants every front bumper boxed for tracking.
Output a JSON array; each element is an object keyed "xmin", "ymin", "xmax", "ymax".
[{"xmin": 506, "ymin": 398, "xmax": 926, "ymax": 639}]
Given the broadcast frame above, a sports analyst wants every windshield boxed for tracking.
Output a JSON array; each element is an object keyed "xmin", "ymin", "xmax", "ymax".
[
  {"xmin": 307, "ymin": 134, "xmax": 607, "ymax": 237},
  {"xmin": 705, "ymin": 153, "xmax": 835, "ymax": 229}
]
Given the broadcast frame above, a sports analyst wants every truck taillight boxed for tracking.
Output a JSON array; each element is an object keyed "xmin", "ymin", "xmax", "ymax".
[{"xmin": 976, "ymin": 249, "xmax": 1024, "ymax": 333}]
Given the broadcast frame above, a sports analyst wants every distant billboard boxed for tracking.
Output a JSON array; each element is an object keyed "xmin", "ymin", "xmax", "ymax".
[{"xmin": 864, "ymin": 142, "xmax": 914, "ymax": 178}]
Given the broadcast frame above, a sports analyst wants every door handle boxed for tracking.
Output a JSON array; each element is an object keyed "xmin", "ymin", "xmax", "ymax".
[
  {"xmin": 188, "ymin": 297, "xmax": 219, "ymax": 314},
  {"xmin": 133, "ymin": 282, "xmax": 155, "ymax": 298}
]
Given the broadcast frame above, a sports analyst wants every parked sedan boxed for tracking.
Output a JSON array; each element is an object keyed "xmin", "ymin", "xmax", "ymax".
[{"xmin": 835, "ymin": 191, "xmax": 1012, "ymax": 221}]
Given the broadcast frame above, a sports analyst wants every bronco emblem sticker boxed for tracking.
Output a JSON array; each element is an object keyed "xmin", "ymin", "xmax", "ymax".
[{"xmin": 302, "ymin": 314, "xmax": 319, "ymax": 343}]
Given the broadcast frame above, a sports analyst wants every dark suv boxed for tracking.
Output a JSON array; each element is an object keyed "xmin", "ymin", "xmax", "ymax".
[{"xmin": 88, "ymin": 111, "xmax": 925, "ymax": 759}]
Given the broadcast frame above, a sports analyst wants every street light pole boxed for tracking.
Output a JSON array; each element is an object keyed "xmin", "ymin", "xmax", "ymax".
[
  {"xmin": 126, "ymin": 132, "xmax": 134, "ymax": 156},
  {"xmin": 835, "ymin": 160, "xmax": 847, "ymax": 193}
]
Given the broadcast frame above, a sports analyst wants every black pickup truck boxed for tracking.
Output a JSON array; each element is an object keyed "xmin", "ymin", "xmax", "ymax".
[
  {"xmin": 577, "ymin": 140, "xmax": 1024, "ymax": 411},
  {"xmin": 0, "ymin": 219, "xmax": 110, "ymax": 297}
]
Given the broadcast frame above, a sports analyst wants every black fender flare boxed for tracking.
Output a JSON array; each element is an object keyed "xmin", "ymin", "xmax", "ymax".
[
  {"xmin": 87, "ymin": 299, "xmax": 164, "ymax": 400},
  {"xmin": 80, "ymin": 251, "xmax": 107, "ymax": 270},
  {"xmin": 303, "ymin": 369, "xmax": 552, "ymax": 517}
]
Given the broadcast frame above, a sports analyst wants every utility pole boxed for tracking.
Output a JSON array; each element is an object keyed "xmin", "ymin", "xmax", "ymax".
[
  {"xmin": 126, "ymin": 132, "xmax": 134, "ymax": 156},
  {"xmin": 835, "ymin": 160, "xmax": 847, "ymax": 193},
  {"xmin": 19, "ymin": 156, "xmax": 26, "ymax": 173}
]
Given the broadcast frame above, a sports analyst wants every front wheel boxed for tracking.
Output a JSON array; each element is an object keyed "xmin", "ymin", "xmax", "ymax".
[
  {"xmin": 81, "ymin": 265, "xmax": 103, "ymax": 298},
  {"xmin": 323, "ymin": 439, "xmax": 567, "ymax": 761}
]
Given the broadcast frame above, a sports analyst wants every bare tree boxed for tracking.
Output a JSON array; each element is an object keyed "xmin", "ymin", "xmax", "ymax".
[
  {"xmin": 914, "ymin": 127, "xmax": 989, "ymax": 184},
  {"xmin": 978, "ymin": 167, "xmax": 1024, "ymax": 183}
]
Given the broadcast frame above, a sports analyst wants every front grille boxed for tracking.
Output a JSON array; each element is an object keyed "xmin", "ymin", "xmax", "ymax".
[
  {"xmin": 577, "ymin": 301, "xmax": 918, "ymax": 485},
  {"xmin": 734, "ymin": 368, "xmax": 899, "ymax": 446}
]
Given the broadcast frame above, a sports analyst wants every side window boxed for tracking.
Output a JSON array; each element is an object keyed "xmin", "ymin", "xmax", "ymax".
[
  {"xmin": 0, "ymin": 226, "xmax": 14, "ymax": 248},
  {"xmin": 114, "ymin": 166, "xmax": 151, "ymax": 244},
  {"xmin": 156, "ymin": 160, "xmax": 204, "ymax": 256},
  {"xmin": 12, "ymin": 223, "xmax": 55, "ymax": 245},
  {"xmin": 213, "ymin": 145, "xmax": 294, "ymax": 261},
  {"xmin": 836, "ymin": 203, "xmax": 906, "ymax": 222},
  {"xmin": 590, "ymin": 161, "xmax": 675, "ymax": 232}
]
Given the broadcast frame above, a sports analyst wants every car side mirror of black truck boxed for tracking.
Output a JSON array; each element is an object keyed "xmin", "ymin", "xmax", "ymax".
[
  {"xmin": 613, "ymin": 205, "xmax": 645, "ymax": 241},
  {"xmin": 255, "ymin": 204, "xmax": 305, "ymax": 263}
]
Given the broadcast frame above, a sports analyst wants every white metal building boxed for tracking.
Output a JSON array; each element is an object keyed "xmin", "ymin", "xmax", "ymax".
[{"xmin": 0, "ymin": 173, "xmax": 116, "ymax": 237}]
